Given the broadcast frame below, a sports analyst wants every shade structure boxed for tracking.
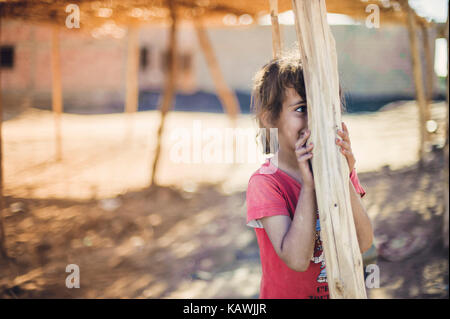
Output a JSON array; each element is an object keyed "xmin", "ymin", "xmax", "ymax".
[{"xmin": 0, "ymin": 0, "xmax": 430, "ymax": 29}]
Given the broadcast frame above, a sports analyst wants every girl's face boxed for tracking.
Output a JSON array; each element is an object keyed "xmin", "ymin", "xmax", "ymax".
[{"xmin": 275, "ymin": 87, "xmax": 308, "ymax": 152}]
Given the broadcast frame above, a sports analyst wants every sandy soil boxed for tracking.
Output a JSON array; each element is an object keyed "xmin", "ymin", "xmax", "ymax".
[{"xmin": 0, "ymin": 101, "xmax": 448, "ymax": 298}]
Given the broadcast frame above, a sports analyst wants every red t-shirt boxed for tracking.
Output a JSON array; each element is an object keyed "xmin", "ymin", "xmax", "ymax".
[{"xmin": 246, "ymin": 158, "xmax": 366, "ymax": 299}]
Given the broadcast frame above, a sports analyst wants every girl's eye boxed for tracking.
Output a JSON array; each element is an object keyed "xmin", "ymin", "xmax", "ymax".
[{"xmin": 295, "ymin": 105, "xmax": 307, "ymax": 113}]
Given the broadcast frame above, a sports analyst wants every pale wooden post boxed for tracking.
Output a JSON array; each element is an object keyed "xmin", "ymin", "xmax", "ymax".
[
  {"xmin": 269, "ymin": 0, "xmax": 283, "ymax": 59},
  {"xmin": 0, "ymin": 13, "xmax": 8, "ymax": 258},
  {"xmin": 51, "ymin": 25, "xmax": 63, "ymax": 161},
  {"xmin": 194, "ymin": 19, "xmax": 240, "ymax": 123},
  {"xmin": 150, "ymin": 0, "xmax": 177, "ymax": 186},
  {"xmin": 124, "ymin": 25, "xmax": 140, "ymax": 141},
  {"xmin": 404, "ymin": 3, "xmax": 428, "ymax": 165},
  {"xmin": 291, "ymin": 0, "xmax": 367, "ymax": 299}
]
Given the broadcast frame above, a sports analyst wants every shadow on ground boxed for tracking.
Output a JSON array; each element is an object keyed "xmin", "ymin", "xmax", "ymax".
[{"xmin": 0, "ymin": 149, "xmax": 448, "ymax": 299}]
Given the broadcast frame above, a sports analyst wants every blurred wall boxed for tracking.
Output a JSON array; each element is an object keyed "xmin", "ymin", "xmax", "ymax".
[
  {"xmin": 195, "ymin": 24, "xmax": 443, "ymax": 98},
  {"xmin": 0, "ymin": 20, "xmax": 445, "ymax": 114}
]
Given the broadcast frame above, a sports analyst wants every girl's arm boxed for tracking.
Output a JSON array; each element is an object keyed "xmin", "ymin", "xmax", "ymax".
[
  {"xmin": 260, "ymin": 130, "xmax": 317, "ymax": 272},
  {"xmin": 336, "ymin": 122, "xmax": 374, "ymax": 253},
  {"xmin": 349, "ymin": 180, "xmax": 373, "ymax": 253},
  {"xmin": 260, "ymin": 185, "xmax": 317, "ymax": 272}
]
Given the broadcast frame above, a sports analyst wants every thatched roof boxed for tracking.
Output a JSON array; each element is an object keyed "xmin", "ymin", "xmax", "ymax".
[{"xmin": 0, "ymin": 0, "xmax": 430, "ymax": 29}]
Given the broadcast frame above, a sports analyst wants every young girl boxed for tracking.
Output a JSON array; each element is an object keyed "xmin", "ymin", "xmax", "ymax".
[{"xmin": 246, "ymin": 55, "xmax": 373, "ymax": 299}]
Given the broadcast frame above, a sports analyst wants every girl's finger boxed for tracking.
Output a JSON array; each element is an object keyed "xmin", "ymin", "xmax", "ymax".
[
  {"xmin": 337, "ymin": 131, "xmax": 351, "ymax": 145},
  {"xmin": 295, "ymin": 130, "xmax": 310, "ymax": 149},
  {"xmin": 296, "ymin": 143, "xmax": 313, "ymax": 155},
  {"xmin": 337, "ymin": 128, "xmax": 349, "ymax": 140},
  {"xmin": 296, "ymin": 137, "xmax": 313, "ymax": 151},
  {"xmin": 342, "ymin": 122, "xmax": 349, "ymax": 133},
  {"xmin": 296, "ymin": 144, "xmax": 313, "ymax": 156},
  {"xmin": 298, "ymin": 152, "xmax": 313, "ymax": 162},
  {"xmin": 338, "ymin": 122, "xmax": 351, "ymax": 143},
  {"xmin": 336, "ymin": 138, "xmax": 351, "ymax": 151}
]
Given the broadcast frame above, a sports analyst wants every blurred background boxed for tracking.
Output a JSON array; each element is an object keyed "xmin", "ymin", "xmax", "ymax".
[{"xmin": 0, "ymin": 0, "xmax": 448, "ymax": 298}]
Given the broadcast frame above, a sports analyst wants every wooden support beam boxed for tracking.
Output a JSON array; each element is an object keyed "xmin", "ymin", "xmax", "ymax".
[
  {"xmin": 443, "ymin": 14, "xmax": 449, "ymax": 249},
  {"xmin": 291, "ymin": 0, "xmax": 367, "ymax": 299},
  {"xmin": 194, "ymin": 19, "xmax": 240, "ymax": 122},
  {"xmin": 269, "ymin": 0, "xmax": 283, "ymax": 59},
  {"xmin": 421, "ymin": 24, "xmax": 434, "ymax": 150},
  {"xmin": 0, "ymin": 13, "xmax": 8, "ymax": 259},
  {"xmin": 150, "ymin": 0, "xmax": 177, "ymax": 187},
  {"xmin": 421, "ymin": 24, "xmax": 435, "ymax": 105},
  {"xmin": 404, "ymin": 2, "xmax": 429, "ymax": 165},
  {"xmin": 51, "ymin": 25, "xmax": 63, "ymax": 161},
  {"xmin": 124, "ymin": 26, "xmax": 140, "ymax": 141}
]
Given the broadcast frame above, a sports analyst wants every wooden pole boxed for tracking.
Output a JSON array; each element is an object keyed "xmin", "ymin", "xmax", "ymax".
[
  {"xmin": 421, "ymin": 22, "xmax": 434, "ymax": 150},
  {"xmin": 291, "ymin": 0, "xmax": 367, "ymax": 299},
  {"xmin": 150, "ymin": 0, "xmax": 177, "ymax": 186},
  {"xmin": 0, "ymin": 12, "xmax": 8, "ymax": 258},
  {"xmin": 421, "ymin": 24, "xmax": 434, "ymax": 106},
  {"xmin": 269, "ymin": 0, "xmax": 283, "ymax": 59},
  {"xmin": 443, "ymin": 14, "xmax": 449, "ymax": 249},
  {"xmin": 404, "ymin": 2, "xmax": 428, "ymax": 165},
  {"xmin": 51, "ymin": 25, "xmax": 63, "ymax": 161},
  {"xmin": 124, "ymin": 26, "xmax": 140, "ymax": 141},
  {"xmin": 194, "ymin": 19, "xmax": 240, "ymax": 122}
]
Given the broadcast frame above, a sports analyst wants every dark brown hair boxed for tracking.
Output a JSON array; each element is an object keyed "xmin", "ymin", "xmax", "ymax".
[{"xmin": 250, "ymin": 53, "xmax": 346, "ymax": 154}]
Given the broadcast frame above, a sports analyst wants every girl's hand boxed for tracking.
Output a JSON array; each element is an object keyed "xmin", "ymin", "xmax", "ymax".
[
  {"xmin": 295, "ymin": 129, "xmax": 315, "ymax": 189},
  {"xmin": 336, "ymin": 122, "xmax": 356, "ymax": 172}
]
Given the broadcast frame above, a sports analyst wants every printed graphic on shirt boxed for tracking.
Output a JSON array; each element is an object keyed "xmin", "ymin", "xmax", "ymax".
[{"xmin": 311, "ymin": 212, "xmax": 327, "ymax": 283}]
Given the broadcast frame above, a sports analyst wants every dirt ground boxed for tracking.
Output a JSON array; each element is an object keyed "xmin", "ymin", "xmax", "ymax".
[{"xmin": 0, "ymin": 101, "xmax": 448, "ymax": 299}]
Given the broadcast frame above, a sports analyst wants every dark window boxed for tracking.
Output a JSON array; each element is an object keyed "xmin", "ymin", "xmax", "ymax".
[
  {"xmin": 140, "ymin": 47, "xmax": 150, "ymax": 71},
  {"xmin": 0, "ymin": 46, "xmax": 14, "ymax": 69}
]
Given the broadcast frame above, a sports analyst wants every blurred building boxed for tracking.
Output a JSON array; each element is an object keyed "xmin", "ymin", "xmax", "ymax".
[{"xmin": 0, "ymin": 20, "xmax": 446, "ymax": 114}]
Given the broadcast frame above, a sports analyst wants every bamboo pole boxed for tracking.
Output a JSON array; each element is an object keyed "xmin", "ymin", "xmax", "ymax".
[
  {"xmin": 0, "ymin": 13, "xmax": 8, "ymax": 258},
  {"xmin": 291, "ymin": 0, "xmax": 367, "ymax": 299},
  {"xmin": 124, "ymin": 26, "xmax": 140, "ymax": 141},
  {"xmin": 150, "ymin": 0, "xmax": 177, "ymax": 186},
  {"xmin": 51, "ymin": 25, "xmax": 63, "ymax": 161},
  {"xmin": 269, "ymin": 0, "xmax": 283, "ymax": 59},
  {"xmin": 404, "ymin": 2, "xmax": 428, "ymax": 165},
  {"xmin": 194, "ymin": 19, "xmax": 240, "ymax": 122}
]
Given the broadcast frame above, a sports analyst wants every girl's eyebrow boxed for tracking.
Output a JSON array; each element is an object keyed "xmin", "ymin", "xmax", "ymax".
[{"xmin": 289, "ymin": 100, "xmax": 306, "ymax": 107}]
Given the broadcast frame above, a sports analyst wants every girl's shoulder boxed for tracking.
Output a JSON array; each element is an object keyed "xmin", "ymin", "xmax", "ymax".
[
  {"xmin": 248, "ymin": 159, "xmax": 283, "ymax": 190},
  {"xmin": 252, "ymin": 158, "xmax": 280, "ymax": 176}
]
